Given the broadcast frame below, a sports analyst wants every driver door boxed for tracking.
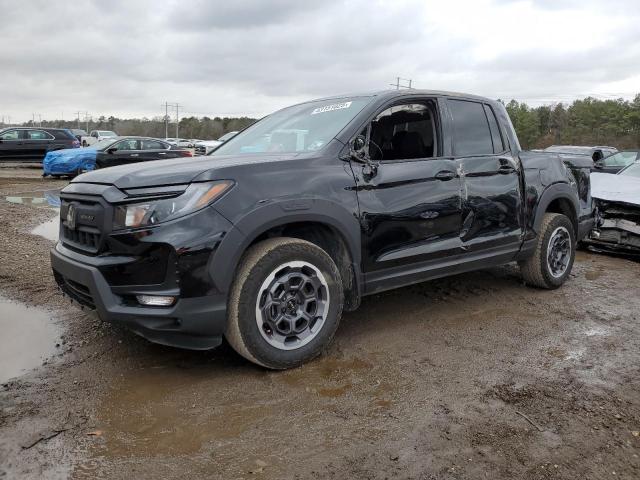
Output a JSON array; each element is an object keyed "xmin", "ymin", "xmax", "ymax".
[
  {"xmin": 96, "ymin": 139, "xmax": 140, "ymax": 168},
  {"xmin": 351, "ymin": 99, "xmax": 463, "ymax": 281}
]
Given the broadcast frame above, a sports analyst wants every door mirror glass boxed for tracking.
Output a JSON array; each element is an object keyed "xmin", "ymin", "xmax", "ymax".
[
  {"xmin": 107, "ymin": 147, "xmax": 117, "ymax": 154},
  {"xmin": 594, "ymin": 159, "xmax": 604, "ymax": 168}
]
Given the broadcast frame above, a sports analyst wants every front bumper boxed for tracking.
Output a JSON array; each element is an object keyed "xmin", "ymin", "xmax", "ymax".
[{"xmin": 51, "ymin": 241, "xmax": 228, "ymax": 350}]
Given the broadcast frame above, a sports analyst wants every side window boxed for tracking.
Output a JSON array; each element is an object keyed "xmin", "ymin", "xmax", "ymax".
[
  {"xmin": 0, "ymin": 129, "xmax": 20, "ymax": 140},
  {"xmin": 483, "ymin": 105, "xmax": 505, "ymax": 153},
  {"xmin": 368, "ymin": 102, "xmax": 437, "ymax": 161},
  {"xmin": 449, "ymin": 99, "xmax": 494, "ymax": 156},
  {"xmin": 27, "ymin": 130, "xmax": 53, "ymax": 140},
  {"xmin": 605, "ymin": 151, "xmax": 637, "ymax": 167},
  {"xmin": 142, "ymin": 140, "xmax": 168, "ymax": 150},
  {"xmin": 113, "ymin": 139, "xmax": 139, "ymax": 151}
]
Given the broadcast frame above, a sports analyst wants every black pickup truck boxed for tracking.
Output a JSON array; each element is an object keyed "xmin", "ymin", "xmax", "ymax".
[{"xmin": 51, "ymin": 90, "xmax": 594, "ymax": 369}]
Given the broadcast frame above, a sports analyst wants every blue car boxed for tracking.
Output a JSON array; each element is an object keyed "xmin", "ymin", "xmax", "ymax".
[
  {"xmin": 42, "ymin": 146, "xmax": 98, "ymax": 177},
  {"xmin": 43, "ymin": 137, "xmax": 193, "ymax": 177}
]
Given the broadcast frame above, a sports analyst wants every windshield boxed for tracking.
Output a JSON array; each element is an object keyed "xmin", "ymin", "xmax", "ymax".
[
  {"xmin": 99, "ymin": 131, "xmax": 117, "ymax": 136},
  {"xmin": 620, "ymin": 161, "xmax": 640, "ymax": 178},
  {"xmin": 544, "ymin": 146, "xmax": 592, "ymax": 155},
  {"xmin": 213, "ymin": 97, "xmax": 372, "ymax": 156}
]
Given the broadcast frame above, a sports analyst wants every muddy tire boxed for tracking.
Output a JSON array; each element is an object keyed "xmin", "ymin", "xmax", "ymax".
[
  {"xmin": 519, "ymin": 213, "xmax": 575, "ymax": 289},
  {"xmin": 226, "ymin": 237, "xmax": 344, "ymax": 369}
]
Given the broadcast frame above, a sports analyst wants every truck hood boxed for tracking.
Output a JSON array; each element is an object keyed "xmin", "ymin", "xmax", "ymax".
[{"xmin": 71, "ymin": 153, "xmax": 299, "ymax": 189}]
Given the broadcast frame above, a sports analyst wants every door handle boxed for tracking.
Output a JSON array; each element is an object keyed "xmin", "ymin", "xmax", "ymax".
[
  {"xmin": 434, "ymin": 170, "xmax": 456, "ymax": 181},
  {"xmin": 130, "ymin": 153, "xmax": 139, "ymax": 157},
  {"xmin": 158, "ymin": 152, "xmax": 167, "ymax": 155},
  {"xmin": 498, "ymin": 158, "xmax": 516, "ymax": 174}
]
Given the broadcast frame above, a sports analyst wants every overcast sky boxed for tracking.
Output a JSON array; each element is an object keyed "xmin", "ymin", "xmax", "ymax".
[{"xmin": 1, "ymin": 0, "xmax": 639, "ymax": 123}]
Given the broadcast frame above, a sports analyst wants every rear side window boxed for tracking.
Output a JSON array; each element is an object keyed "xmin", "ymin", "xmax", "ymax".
[
  {"xmin": 142, "ymin": 140, "xmax": 168, "ymax": 150},
  {"xmin": 483, "ymin": 105, "xmax": 505, "ymax": 153},
  {"xmin": 27, "ymin": 130, "xmax": 53, "ymax": 140},
  {"xmin": 449, "ymin": 99, "xmax": 493, "ymax": 156}
]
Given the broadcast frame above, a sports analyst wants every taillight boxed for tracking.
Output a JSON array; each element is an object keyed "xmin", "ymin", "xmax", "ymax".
[{"xmin": 179, "ymin": 150, "xmax": 193, "ymax": 157}]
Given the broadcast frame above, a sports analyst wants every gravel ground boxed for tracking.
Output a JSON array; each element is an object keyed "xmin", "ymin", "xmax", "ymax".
[{"xmin": 0, "ymin": 170, "xmax": 638, "ymax": 480}]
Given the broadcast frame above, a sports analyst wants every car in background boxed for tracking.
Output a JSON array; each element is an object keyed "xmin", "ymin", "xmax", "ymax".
[
  {"xmin": 543, "ymin": 145, "xmax": 618, "ymax": 164},
  {"xmin": 165, "ymin": 138, "xmax": 195, "ymax": 148},
  {"xmin": 587, "ymin": 160, "xmax": 640, "ymax": 255},
  {"xmin": 69, "ymin": 129, "xmax": 88, "ymax": 142},
  {"xmin": 43, "ymin": 137, "xmax": 192, "ymax": 177},
  {"xmin": 0, "ymin": 127, "xmax": 79, "ymax": 161},
  {"xmin": 594, "ymin": 150, "xmax": 639, "ymax": 174},
  {"xmin": 218, "ymin": 131, "xmax": 239, "ymax": 143},
  {"xmin": 81, "ymin": 130, "xmax": 118, "ymax": 147},
  {"xmin": 194, "ymin": 139, "xmax": 222, "ymax": 155},
  {"xmin": 194, "ymin": 131, "xmax": 240, "ymax": 155}
]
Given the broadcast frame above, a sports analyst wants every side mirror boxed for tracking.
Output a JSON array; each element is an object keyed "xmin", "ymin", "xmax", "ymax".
[
  {"xmin": 594, "ymin": 160, "xmax": 604, "ymax": 169},
  {"xmin": 348, "ymin": 134, "xmax": 368, "ymax": 163},
  {"xmin": 107, "ymin": 147, "xmax": 117, "ymax": 154}
]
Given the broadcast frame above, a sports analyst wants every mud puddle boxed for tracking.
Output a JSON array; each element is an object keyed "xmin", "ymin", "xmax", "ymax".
[
  {"xmin": 0, "ymin": 295, "xmax": 61, "ymax": 383},
  {"xmin": 4, "ymin": 188, "xmax": 60, "ymax": 208},
  {"xmin": 31, "ymin": 216, "xmax": 59, "ymax": 242}
]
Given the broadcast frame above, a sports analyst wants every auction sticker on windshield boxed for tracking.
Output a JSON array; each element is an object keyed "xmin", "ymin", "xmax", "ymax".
[{"xmin": 311, "ymin": 102, "xmax": 352, "ymax": 114}]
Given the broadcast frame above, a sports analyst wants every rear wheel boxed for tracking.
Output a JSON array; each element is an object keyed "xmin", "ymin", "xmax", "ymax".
[
  {"xmin": 226, "ymin": 238, "xmax": 344, "ymax": 369},
  {"xmin": 519, "ymin": 213, "xmax": 575, "ymax": 289}
]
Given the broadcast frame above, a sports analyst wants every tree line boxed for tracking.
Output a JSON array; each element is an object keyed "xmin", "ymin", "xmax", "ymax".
[
  {"xmin": 6, "ymin": 115, "xmax": 258, "ymax": 141},
  {"xmin": 504, "ymin": 94, "xmax": 640, "ymax": 150},
  {"xmin": 2, "ymin": 94, "xmax": 640, "ymax": 148}
]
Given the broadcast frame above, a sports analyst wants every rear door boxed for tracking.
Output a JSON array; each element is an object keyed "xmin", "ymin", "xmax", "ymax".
[
  {"xmin": 445, "ymin": 98, "xmax": 524, "ymax": 254},
  {"xmin": 140, "ymin": 139, "xmax": 175, "ymax": 161},
  {"xmin": 0, "ymin": 129, "xmax": 26, "ymax": 158},
  {"xmin": 24, "ymin": 129, "xmax": 55, "ymax": 158}
]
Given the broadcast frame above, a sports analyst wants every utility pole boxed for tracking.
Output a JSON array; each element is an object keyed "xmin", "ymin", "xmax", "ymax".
[
  {"xmin": 84, "ymin": 112, "xmax": 91, "ymax": 132},
  {"xmin": 74, "ymin": 111, "xmax": 82, "ymax": 128},
  {"xmin": 37, "ymin": 114, "xmax": 42, "ymax": 127},
  {"xmin": 390, "ymin": 77, "xmax": 413, "ymax": 90},
  {"xmin": 164, "ymin": 102, "xmax": 169, "ymax": 139},
  {"xmin": 175, "ymin": 103, "xmax": 181, "ymax": 138}
]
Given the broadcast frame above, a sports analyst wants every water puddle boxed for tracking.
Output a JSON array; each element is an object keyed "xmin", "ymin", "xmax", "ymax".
[
  {"xmin": 31, "ymin": 216, "xmax": 60, "ymax": 242},
  {"xmin": 4, "ymin": 189, "xmax": 60, "ymax": 209},
  {"xmin": 0, "ymin": 295, "xmax": 61, "ymax": 383}
]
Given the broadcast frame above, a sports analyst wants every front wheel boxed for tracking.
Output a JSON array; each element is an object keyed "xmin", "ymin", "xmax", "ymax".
[
  {"xmin": 519, "ymin": 213, "xmax": 575, "ymax": 289},
  {"xmin": 226, "ymin": 238, "xmax": 344, "ymax": 369}
]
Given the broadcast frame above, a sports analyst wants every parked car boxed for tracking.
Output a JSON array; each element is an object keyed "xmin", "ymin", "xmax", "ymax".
[
  {"xmin": 218, "ymin": 131, "xmax": 239, "ymax": 142},
  {"xmin": 43, "ymin": 136, "xmax": 193, "ymax": 177},
  {"xmin": 0, "ymin": 127, "xmax": 79, "ymax": 161},
  {"xmin": 165, "ymin": 138, "xmax": 195, "ymax": 148},
  {"xmin": 51, "ymin": 90, "xmax": 593, "ymax": 369},
  {"xmin": 593, "ymin": 150, "xmax": 639, "ymax": 174},
  {"xmin": 69, "ymin": 129, "xmax": 88, "ymax": 142},
  {"xmin": 194, "ymin": 139, "xmax": 222, "ymax": 155},
  {"xmin": 586, "ymin": 161, "xmax": 640, "ymax": 255},
  {"xmin": 543, "ymin": 145, "xmax": 618, "ymax": 164},
  {"xmin": 81, "ymin": 130, "xmax": 118, "ymax": 147}
]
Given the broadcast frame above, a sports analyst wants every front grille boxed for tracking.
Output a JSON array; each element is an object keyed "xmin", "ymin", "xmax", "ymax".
[
  {"xmin": 54, "ymin": 271, "xmax": 96, "ymax": 309},
  {"xmin": 60, "ymin": 196, "xmax": 109, "ymax": 254},
  {"xmin": 62, "ymin": 226, "xmax": 100, "ymax": 252}
]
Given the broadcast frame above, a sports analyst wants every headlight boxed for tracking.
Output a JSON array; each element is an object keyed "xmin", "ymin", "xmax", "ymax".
[{"xmin": 114, "ymin": 180, "xmax": 233, "ymax": 229}]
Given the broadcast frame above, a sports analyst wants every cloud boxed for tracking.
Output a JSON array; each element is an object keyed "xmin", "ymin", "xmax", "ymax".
[{"xmin": 0, "ymin": 0, "xmax": 638, "ymax": 122}]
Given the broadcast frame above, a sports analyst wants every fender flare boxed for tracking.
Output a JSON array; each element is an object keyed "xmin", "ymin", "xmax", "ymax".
[
  {"xmin": 533, "ymin": 182, "xmax": 580, "ymax": 235},
  {"xmin": 208, "ymin": 199, "xmax": 362, "ymax": 295}
]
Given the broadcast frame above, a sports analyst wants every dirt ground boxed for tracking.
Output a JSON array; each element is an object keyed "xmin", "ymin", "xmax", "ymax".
[{"xmin": 0, "ymin": 169, "xmax": 638, "ymax": 480}]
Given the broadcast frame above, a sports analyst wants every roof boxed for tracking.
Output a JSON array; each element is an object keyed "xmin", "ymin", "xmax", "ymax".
[{"xmin": 296, "ymin": 89, "xmax": 500, "ymax": 106}]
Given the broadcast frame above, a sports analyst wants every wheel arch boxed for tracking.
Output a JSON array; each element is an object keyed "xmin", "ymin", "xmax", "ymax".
[
  {"xmin": 533, "ymin": 183, "xmax": 579, "ymax": 236},
  {"xmin": 210, "ymin": 202, "xmax": 363, "ymax": 311}
]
